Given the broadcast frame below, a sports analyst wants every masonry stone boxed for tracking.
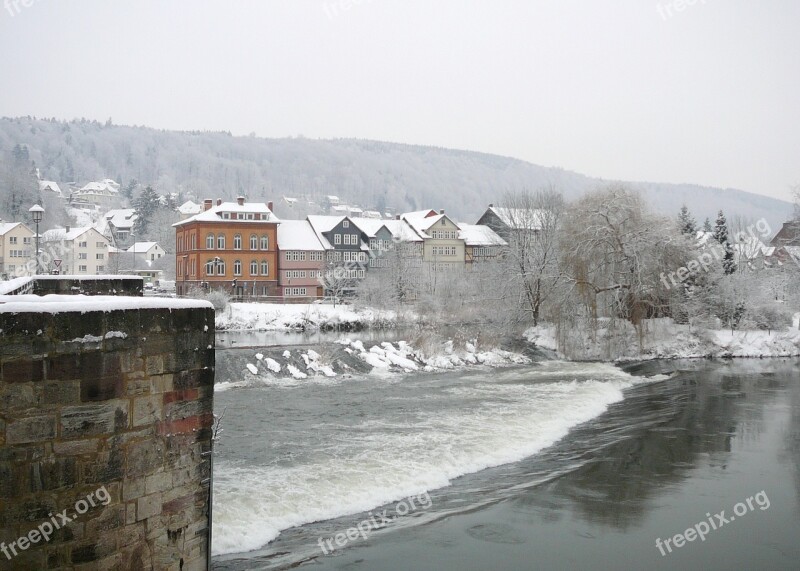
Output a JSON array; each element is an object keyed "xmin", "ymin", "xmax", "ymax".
[{"xmin": 0, "ymin": 300, "xmax": 214, "ymax": 571}]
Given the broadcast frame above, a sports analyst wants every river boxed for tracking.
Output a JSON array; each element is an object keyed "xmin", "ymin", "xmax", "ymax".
[{"xmin": 210, "ymin": 334, "xmax": 800, "ymax": 570}]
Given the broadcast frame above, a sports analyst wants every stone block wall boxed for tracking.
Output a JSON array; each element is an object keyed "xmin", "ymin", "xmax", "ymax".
[
  {"xmin": 31, "ymin": 276, "xmax": 144, "ymax": 296},
  {"xmin": 0, "ymin": 301, "xmax": 214, "ymax": 570}
]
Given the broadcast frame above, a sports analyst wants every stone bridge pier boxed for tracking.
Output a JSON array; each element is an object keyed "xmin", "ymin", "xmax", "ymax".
[{"xmin": 0, "ymin": 296, "xmax": 215, "ymax": 570}]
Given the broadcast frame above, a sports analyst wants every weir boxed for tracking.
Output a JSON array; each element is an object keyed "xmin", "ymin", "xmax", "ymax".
[{"xmin": 0, "ymin": 292, "xmax": 215, "ymax": 570}]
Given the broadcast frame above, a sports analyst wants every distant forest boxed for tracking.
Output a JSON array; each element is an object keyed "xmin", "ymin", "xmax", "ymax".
[{"xmin": 0, "ymin": 116, "xmax": 793, "ymax": 229}]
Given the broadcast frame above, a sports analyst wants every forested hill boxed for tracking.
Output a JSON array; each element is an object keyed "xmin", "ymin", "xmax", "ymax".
[{"xmin": 0, "ymin": 116, "xmax": 792, "ymax": 228}]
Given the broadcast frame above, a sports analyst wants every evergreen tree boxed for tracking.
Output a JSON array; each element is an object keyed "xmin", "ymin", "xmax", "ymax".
[
  {"xmin": 714, "ymin": 210, "xmax": 736, "ymax": 275},
  {"xmin": 703, "ymin": 217, "xmax": 712, "ymax": 233},
  {"xmin": 132, "ymin": 186, "xmax": 161, "ymax": 236},
  {"xmin": 677, "ymin": 204, "xmax": 697, "ymax": 236}
]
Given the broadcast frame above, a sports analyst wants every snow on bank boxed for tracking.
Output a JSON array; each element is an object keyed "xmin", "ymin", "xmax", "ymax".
[
  {"xmin": 216, "ymin": 339, "xmax": 530, "ymax": 391},
  {"xmin": 215, "ymin": 302, "xmax": 398, "ymax": 331},
  {"xmin": 525, "ymin": 317, "xmax": 800, "ymax": 361}
]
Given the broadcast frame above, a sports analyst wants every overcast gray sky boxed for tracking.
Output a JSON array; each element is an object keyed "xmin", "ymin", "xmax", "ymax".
[{"xmin": 1, "ymin": 0, "xmax": 798, "ymax": 202}]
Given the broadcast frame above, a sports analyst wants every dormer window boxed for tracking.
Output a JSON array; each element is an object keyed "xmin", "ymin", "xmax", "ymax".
[{"xmin": 343, "ymin": 220, "xmax": 350, "ymax": 229}]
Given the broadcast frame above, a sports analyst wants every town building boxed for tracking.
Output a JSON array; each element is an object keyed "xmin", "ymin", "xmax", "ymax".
[
  {"xmin": 173, "ymin": 197, "xmax": 280, "ymax": 297},
  {"xmin": 276, "ymin": 219, "xmax": 326, "ymax": 300},
  {"xmin": 401, "ymin": 210, "xmax": 465, "ymax": 271},
  {"xmin": 41, "ymin": 226, "xmax": 111, "ymax": 275},
  {"xmin": 306, "ymin": 215, "xmax": 370, "ymax": 295},
  {"xmin": 476, "ymin": 204, "xmax": 545, "ymax": 240},
  {"xmin": 0, "ymin": 222, "xmax": 36, "ymax": 278},
  {"xmin": 97, "ymin": 208, "xmax": 138, "ymax": 247},
  {"xmin": 457, "ymin": 223, "xmax": 507, "ymax": 267}
]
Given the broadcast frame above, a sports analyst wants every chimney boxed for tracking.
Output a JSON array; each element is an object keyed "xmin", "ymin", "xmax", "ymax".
[
  {"xmin": 216, "ymin": 198, "xmax": 222, "ymax": 206},
  {"xmin": 395, "ymin": 214, "xmax": 400, "ymax": 220},
  {"xmin": 488, "ymin": 203, "xmax": 493, "ymax": 208},
  {"xmin": 203, "ymin": 199, "xmax": 212, "ymax": 211},
  {"xmin": 237, "ymin": 196, "xmax": 245, "ymax": 206},
  {"xmin": 65, "ymin": 225, "xmax": 70, "ymax": 233},
  {"xmin": 439, "ymin": 209, "xmax": 445, "ymax": 215},
  {"xmin": 267, "ymin": 201, "xmax": 273, "ymax": 212}
]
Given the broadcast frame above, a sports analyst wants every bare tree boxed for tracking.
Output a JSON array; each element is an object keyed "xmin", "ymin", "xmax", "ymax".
[
  {"xmin": 499, "ymin": 187, "xmax": 565, "ymax": 326},
  {"xmin": 559, "ymin": 185, "xmax": 687, "ymax": 343}
]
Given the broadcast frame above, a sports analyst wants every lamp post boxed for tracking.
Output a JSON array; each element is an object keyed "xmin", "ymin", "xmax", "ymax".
[{"xmin": 28, "ymin": 204, "xmax": 44, "ymax": 275}]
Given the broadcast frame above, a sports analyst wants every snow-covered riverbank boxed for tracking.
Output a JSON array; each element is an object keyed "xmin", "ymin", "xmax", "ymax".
[
  {"xmin": 526, "ymin": 316, "xmax": 800, "ymax": 361},
  {"xmin": 215, "ymin": 302, "xmax": 402, "ymax": 331}
]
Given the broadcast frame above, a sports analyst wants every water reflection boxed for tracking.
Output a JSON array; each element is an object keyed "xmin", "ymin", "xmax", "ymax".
[{"xmin": 510, "ymin": 360, "xmax": 798, "ymax": 530}]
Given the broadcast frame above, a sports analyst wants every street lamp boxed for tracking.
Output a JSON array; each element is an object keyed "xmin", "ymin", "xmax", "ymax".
[{"xmin": 28, "ymin": 204, "xmax": 44, "ymax": 275}]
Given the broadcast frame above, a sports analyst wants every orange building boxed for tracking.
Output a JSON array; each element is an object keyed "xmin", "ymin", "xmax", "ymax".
[{"xmin": 174, "ymin": 198, "xmax": 280, "ymax": 297}]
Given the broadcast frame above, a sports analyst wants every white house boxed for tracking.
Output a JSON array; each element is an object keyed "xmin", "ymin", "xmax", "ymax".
[
  {"xmin": 96, "ymin": 208, "xmax": 138, "ymax": 247},
  {"xmin": 0, "ymin": 222, "xmax": 36, "ymax": 278},
  {"xmin": 41, "ymin": 226, "xmax": 111, "ymax": 275}
]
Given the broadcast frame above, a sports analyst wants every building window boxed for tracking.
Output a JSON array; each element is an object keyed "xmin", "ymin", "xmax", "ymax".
[
  {"xmin": 9, "ymin": 237, "xmax": 16, "ymax": 244},
  {"xmin": 206, "ymin": 260, "xmax": 215, "ymax": 275},
  {"xmin": 250, "ymin": 234, "xmax": 258, "ymax": 250},
  {"xmin": 217, "ymin": 260, "xmax": 226, "ymax": 275},
  {"xmin": 79, "ymin": 241, "xmax": 87, "ymax": 248},
  {"xmin": 233, "ymin": 260, "xmax": 242, "ymax": 276},
  {"xmin": 217, "ymin": 235, "xmax": 225, "ymax": 249},
  {"xmin": 334, "ymin": 234, "xmax": 341, "ymax": 245},
  {"xmin": 286, "ymin": 287, "xmax": 307, "ymax": 296},
  {"xmin": 261, "ymin": 260, "xmax": 269, "ymax": 275},
  {"xmin": 207, "ymin": 234, "xmax": 214, "ymax": 249},
  {"xmin": 261, "ymin": 235, "xmax": 269, "ymax": 250},
  {"xmin": 234, "ymin": 234, "xmax": 242, "ymax": 249},
  {"xmin": 97, "ymin": 265, "xmax": 104, "ymax": 273},
  {"xmin": 250, "ymin": 260, "xmax": 258, "ymax": 275},
  {"xmin": 23, "ymin": 237, "xmax": 31, "ymax": 245},
  {"xmin": 310, "ymin": 251, "xmax": 323, "ymax": 261},
  {"xmin": 96, "ymin": 253, "xmax": 104, "ymax": 260},
  {"xmin": 78, "ymin": 253, "xmax": 88, "ymax": 260},
  {"xmin": 96, "ymin": 242, "xmax": 106, "ymax": 248},
  {"xmin": 79, "ymin": 265, "xmax": 87, "ymax": 272},
  {"xmin": 343, "ymin": 220, "xmax": 349, "ymax": 228}
]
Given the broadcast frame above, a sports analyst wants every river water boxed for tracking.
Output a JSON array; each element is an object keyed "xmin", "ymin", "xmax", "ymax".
[{"xmin": 210, "ymin": 340, "xmax": 800, "ymax": 570}]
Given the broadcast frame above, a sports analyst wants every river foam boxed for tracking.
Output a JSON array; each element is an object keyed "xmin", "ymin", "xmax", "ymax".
[{"xmin": 212, "ymin": 362, "xmax": 657, "ymax": 555}]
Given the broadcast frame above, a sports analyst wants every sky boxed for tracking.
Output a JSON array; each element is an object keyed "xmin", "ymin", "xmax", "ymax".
[{"xmin": 0, "ymin": 0, "xmax": 798, "ymax": 203}]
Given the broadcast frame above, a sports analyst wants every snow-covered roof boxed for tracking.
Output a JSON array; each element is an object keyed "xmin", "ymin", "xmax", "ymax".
[
  {"xmin": 732, "ymin": 236, "xmax": 772, "ymax": 262},
  {"xmin": 0, "ymin": 222, "xmax": 30, "ymax": 236},
  {"xmin": 331, "ymin": 205, "xmax": 349, "ymax": 213},
  {"xmin": 349, "ymin": 207, "xmax": 363, "ymax": 214},
  {"xmin": 277, "ymin": 219, "xmax": 326, "ymax": 251},
  {"xmin": 173, "ymin": 201, "xmax": 279, "ymax": 227},
  {"xmin": 306, "ymin": 215, "xmax": 369, "ymax": 250},
  {"xmin": 349, "ymin": 217, "xmax": 422, "ymax": 242},
  {"xmin": 283, "ymin": 196, "xmax": 298, "ymax": 204},
  {"xmin": 99, "ymin": 209, "xmax": 138, "ymax": 232},
  {"xmin": 42, "ymin": 226, "xmax": 103, "ymax": 242},
  {"xmin": 457, "ymin": 223, "xmax": 507, "ymax": 247},
  {"xmin": 326, "ymin": 195, "xmax": 340, "ymax": 201},
  {"xmin": 79, "ymin": 181, "xmax": 118, "ymax": 194},
  {"xmin": 39, "ymin": 180, "xmax": 62, "ymax": 195},
  {"xmin": 126, "ymin": 241, "xmax": 161, "ymax": 252},
  {"xmin": 178, "ymin": 200, "xmax": 202, "ymax": 215},
  {"xmin": 362, "ymin": 211, "xmax": 382, "ymax": 219},
  {"xmin": 401, "ymin": 210, "xmax": 448, "ymax": 238},
  {"xmin": 486, "ymin": 206, "xmax": 546, "ymax": 230},
  {"xmin": 306, "ymin": 215, "xmax": 345, "ymax": 249}
]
